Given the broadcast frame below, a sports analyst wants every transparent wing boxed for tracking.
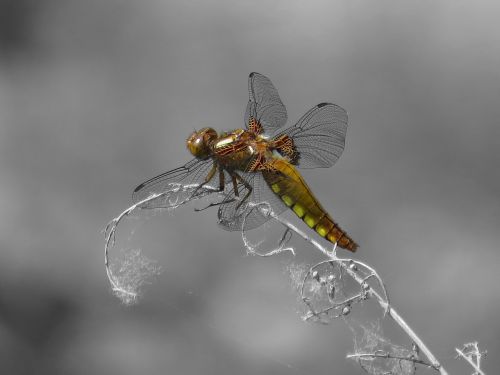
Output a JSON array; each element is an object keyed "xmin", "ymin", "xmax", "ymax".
[
  {"xmin": 278, "ymin": 102, "xmax": 348, "ymax": 169},
  {"xmin": 132, "ymin": 158, "xmax": 216, "ymax": 209},
  {"xmin": 244, "ymin": 72, "xmax": 288, "ymax": 134},
  {"xmin": 218, "ymin": 172, "xmax": 287, "ymax": 231}
]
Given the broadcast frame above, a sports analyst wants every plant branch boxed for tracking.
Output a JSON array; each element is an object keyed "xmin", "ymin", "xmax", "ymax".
[
  {"xmin": 104, "ymin": 185, "xmax": 219, "ymax": 299},
  {"xmin": 244, "ymin": 202, "xmax": 449, "ymax": 375},
  {"xmin": 455, "ymin": 342, "xmax": 487, "ymax": 375},
  {"xmin": 346, "ymin": 352, "xmax": 437, "ymax": 371}
]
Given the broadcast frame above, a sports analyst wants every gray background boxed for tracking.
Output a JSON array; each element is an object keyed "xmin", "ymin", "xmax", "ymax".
[{"xmin": 0, "ymin": 0, "xmax": 499, "ymax": 374}]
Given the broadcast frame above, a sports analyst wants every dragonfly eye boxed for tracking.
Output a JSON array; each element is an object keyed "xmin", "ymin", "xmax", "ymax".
[{"xmin": 186, "ymin": 127, "xmax": 217, "ymax": 159}]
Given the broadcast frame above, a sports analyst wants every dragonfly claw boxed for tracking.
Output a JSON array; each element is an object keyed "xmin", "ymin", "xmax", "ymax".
[{"xmin": 194, "ymin": 198, "xmax": 236, "ymax": 212}]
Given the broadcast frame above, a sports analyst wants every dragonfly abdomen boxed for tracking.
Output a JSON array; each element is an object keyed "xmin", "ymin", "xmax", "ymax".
[{"xmin": 263, "ymin": 160, "xmax": 358, "ymax": 252}]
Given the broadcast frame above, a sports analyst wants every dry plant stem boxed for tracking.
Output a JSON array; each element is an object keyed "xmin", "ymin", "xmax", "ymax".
[
  {"xmin": 298, "ymin": 259, "xmax": 385, "ymax": 322},
  {"xmin": 105, "ymin": 193, "xmax": 451, "ymax": 374},
  {"xmin": 104, "ymin": 185, "xmax": 220, "ymax": 297},
  {"xmin": 455, "ymin": 347, "xmax": 485, "ymax": 375},
  {"xmin": 249, "ymin": 203, "xmax": 449, "ymax": 375},
  {"xmin": 346, "ymin": 352, "xmax": 436, "ymax": 371},
  {"xmin": 103, "ymin": 194, "xmax": 161, "ymax": 297},
  {"xmin": 242, "ymin": 224, "xmax": 295, "ymax": 257}
]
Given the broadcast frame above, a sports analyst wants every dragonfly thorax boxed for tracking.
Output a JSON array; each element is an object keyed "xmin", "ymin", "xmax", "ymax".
[{"xmin": 187, "ymin": 127, "xmax": 218, "ymax": 159}]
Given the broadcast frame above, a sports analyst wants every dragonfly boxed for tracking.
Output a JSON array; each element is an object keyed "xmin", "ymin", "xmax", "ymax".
[{"xmin": 133, "ymin": 72, "xmax": 358, "ymax": 252}]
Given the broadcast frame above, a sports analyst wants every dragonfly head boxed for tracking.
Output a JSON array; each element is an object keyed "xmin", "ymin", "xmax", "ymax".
[{"xmin": 187, "ymin": 127, "xmax": 217, "ymax": 159}]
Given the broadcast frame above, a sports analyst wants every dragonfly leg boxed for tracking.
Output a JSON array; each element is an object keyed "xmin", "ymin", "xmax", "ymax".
[
  {"xmin": 218, "ymin": 167, "xmax": 225, "ymax": 191},
  {"xmin": 231, "ymin": 174, "xmax": 239, "ymax": 197},
  {"xmin": 194, "ymin": 197, "xmax": 236, "ymax": 211},
  {"xmin": 232, "ymin": 172, "xmax": 253, "ymax": 211},
  {"xmin": 194, "ymin": 166, "xmax": 234, "ymax": 212},
  {"xmin": 194, "ymin": 170, "xmax": 252, "ymax": 213},
  {"xmin": 191, "ymin": 162, "xmax": 217, "ymax": 198}
]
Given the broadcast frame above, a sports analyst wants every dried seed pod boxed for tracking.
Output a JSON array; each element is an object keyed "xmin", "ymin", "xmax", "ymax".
[
  {"xmin": 312, "ymin": 270, "xmax": 320, "ymax": 281},
  {"xmin": 328, "ymin": 285, "xmax": 336, "ymax": 300}
]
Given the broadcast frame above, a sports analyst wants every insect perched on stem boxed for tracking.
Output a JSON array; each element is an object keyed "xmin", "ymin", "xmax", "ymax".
[{"xmin": 133, "ymin": 73, "xmax": 358, "ymax": 251}]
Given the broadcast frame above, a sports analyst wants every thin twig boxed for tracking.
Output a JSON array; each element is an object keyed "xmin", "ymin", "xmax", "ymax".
[
  {"xmin": 104, "ymin": 185, "xmax": 220, "ymax": 297},
  {"xmin": 246, "ymin": 202, "xmax": 449, "ymax": 375},
  {"xmin": 105, "ymin": 194, "xmax": 453, "ymax": 375},
  {"xmin": 456, "ymin": 347, "xmax": 486, "ymax": 375},
  {"xmin": 347, "ymin": 352, "xmax": 438, "ymax": 371},
  {"xmin": 241, "ymin": 207, "xmax": 295, "ymax": 256}
]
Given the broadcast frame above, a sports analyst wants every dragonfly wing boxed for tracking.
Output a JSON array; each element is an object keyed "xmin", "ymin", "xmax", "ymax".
[
  {"xmin": 244, "ymin": 72, "xmax": 288, "ymax": 134},
  {"xmin": 132, "ymin": 158, "xmax": 216, "ymax": 209},
  {"xmin": 218, "ymin": 172, "xmax": 288, "ymax": 231},
  {"xmin": 277, "ymin": 102, "xmax": 348, "ymax": 169}
]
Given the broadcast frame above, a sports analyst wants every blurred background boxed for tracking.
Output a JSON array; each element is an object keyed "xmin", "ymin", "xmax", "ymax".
[{"xmin": 0, "ymin": 0, "xmax": 499, "ymax": 374}]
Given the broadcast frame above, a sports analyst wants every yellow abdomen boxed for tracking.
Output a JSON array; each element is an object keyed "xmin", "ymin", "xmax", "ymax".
[{"xmin": 262, "ymin": 159, "xmax": 358, "ymax": 252}]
